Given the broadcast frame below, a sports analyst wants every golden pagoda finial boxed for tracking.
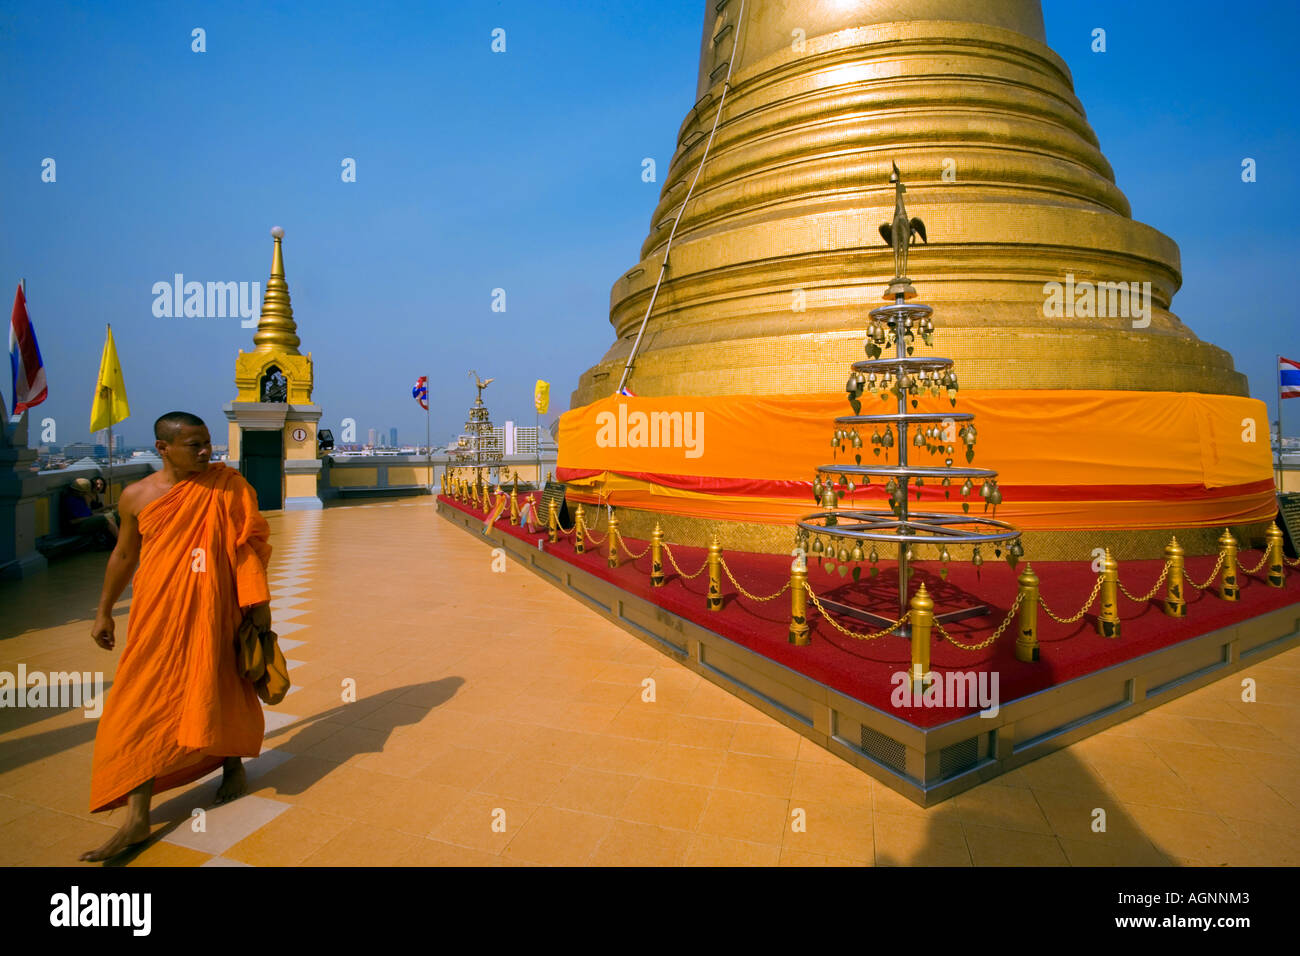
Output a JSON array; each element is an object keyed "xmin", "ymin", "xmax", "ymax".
[{"xmin": 254, "ymin": 226, "xmax": 301, "ymax": 354}]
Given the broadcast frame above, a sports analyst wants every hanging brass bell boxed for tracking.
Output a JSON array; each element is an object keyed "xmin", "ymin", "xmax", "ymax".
[{"xmin": 850, "ymin": 544, "xmax": 864, "ymax": 562}]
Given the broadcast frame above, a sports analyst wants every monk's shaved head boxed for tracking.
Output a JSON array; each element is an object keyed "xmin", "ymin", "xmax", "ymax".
[{"xmin": 155, "ymin": 411, "xmax": 207, "ymax": 442}]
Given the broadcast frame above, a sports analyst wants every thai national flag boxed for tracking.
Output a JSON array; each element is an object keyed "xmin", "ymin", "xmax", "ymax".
[
  {"xmin": 412, "ymin": 375, "xmax": 428, "ymax": 410},
  {"xmin": 9, "ymin": 283, "xmax": 47, "ymax": 416},
  {"xmin": 618, "ymin": 385, "xmax": 636, "ymax": 398},
  {"xmin": 1281, "ymin": 357, "xmax": 1300, "ymax": 400}
]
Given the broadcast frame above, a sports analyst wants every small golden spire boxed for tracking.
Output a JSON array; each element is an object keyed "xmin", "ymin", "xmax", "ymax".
[{"xmin": 254, "ymin": 226, "xmax": 301, "ymax": 354}]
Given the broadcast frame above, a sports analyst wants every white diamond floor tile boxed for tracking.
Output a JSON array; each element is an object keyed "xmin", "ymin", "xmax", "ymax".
[
  {"xmin": 161, "ymin": 795, "xmax": 290, "ymax": 856},
  {"xmin": 262, "ymin": 709, "xmax": 300, "ymax": 733},
  {"xmin": 271, "ymin": 607, "xmax": 310, "ymax": 622}
]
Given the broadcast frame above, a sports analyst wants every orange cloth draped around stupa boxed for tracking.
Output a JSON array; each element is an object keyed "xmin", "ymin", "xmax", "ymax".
[
  {"xmin": 556, "ymin": 392, "xmax": 1275, "ymax": 530},
  {"xmin": 89, "ymin": 464, "xmax": 271, "ymax": 812}
]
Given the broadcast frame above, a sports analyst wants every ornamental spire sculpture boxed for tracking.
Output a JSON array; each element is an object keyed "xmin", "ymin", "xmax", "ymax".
[{"xmin": 799, "ymin": 164, "xmax": 1021, "ymax": 630}]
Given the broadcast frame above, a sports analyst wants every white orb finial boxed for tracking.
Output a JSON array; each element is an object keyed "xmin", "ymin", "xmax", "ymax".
[{"xmin": 271, "ymin": 226, "xmax": 284, "ymax": 239}]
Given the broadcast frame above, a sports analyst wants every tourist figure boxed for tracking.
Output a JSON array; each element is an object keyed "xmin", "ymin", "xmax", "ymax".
[{"xmin": 63, "ymin": 477, "xmax": 118, "ymax": 547}]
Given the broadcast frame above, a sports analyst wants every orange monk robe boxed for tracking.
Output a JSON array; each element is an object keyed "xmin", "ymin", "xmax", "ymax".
[{"xmin": 89, "ymin": 463, "xmax": 272, "ymax": 813}]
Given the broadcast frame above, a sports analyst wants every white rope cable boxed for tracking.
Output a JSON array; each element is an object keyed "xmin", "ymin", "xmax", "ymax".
[{"xmin": 615, "ymin": 0, "xmax": 748, "ymax": 396}]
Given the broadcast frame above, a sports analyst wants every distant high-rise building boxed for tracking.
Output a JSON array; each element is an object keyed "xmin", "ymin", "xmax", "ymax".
[
  {"xmin": 368, "ymin": 428, "xmax": 377, "ymax": 447},
  {"xmin": 491, "ymin": 425, "xmax": 548, "ymax": 455},
  {"xmin": 389, "ymin": 427, "xmax": 398, "ymax": 447}
]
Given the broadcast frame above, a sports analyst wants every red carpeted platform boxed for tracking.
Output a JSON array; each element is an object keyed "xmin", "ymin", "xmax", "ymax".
[{"xmin": 442, "ymin": 496, "xmax": 1300, "ymax": 728}]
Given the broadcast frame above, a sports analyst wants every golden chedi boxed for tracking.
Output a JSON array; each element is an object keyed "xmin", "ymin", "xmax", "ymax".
[
  {"xmin": 560, "ymin": 0, "xmax": 1273, "ymax": 558},
  {"xmin": 226, "ymin": 227, "xmax": 324, "ymax": 511}
]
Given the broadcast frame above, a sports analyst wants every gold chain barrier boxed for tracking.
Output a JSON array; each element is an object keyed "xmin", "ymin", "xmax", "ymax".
[
  {"xmin": 719, "ymin": 555, "xmax": 791, "ymax": 603},
  {"xmin": 619, "ymin": 536, "xmax": 651, "ymax": 560},
  {"xmin": 1238, "ymin": 549, "xmax": 1271, "ymax": 575},
  {"xmin": 933, "ymin": 590, "xmax": 1025, "ymax": 651},
  {"xmin": 1039, "ymin": 574, "xmax": 1104, "ymax": 625},
  {"xmin": 1118, "ymin": 560, "xmax": 1171, "ymax": 603},
  {"xmin": 661, "ymin": 541, "xmax": 709, "ymax": 580},
  {"xmin": 802, "ymin": 582, "xmax": 907, "ymax": 641},
  {"xmin": 1184, "ymin": 552, "xmax": 1225, "ymax": 591}
]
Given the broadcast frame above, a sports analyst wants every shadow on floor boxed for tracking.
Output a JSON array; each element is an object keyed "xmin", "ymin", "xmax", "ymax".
[{"xmin": 869, "ymin": 745, "xmax": 1178, "ymax": 867}]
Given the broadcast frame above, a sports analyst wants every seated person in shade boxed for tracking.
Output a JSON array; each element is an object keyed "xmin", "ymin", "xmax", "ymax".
[
  {"xmin": 89, "ymin": 475, "xmax": 120, "ymax": 523},
  {"xmin": 89, "ymin": 476, "xmax": 107, "ymax": 510},
  {"xmin": 63, "ymin": 478, "xmax": 118, "ymax": 548}
]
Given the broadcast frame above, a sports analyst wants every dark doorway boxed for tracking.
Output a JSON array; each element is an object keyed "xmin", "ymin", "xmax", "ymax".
[{"xmin": 242, "ymin": 429, "xmax": 283, "ymax": 510}]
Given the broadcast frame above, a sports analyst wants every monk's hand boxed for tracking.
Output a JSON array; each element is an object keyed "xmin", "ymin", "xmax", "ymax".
[
  {"xmin": 245, "ymin": 602, "xmax": 272, "ymax": 632},
  {"xmin": 91, "ymin": 613, "xmax": 115, "ymax": 650}
]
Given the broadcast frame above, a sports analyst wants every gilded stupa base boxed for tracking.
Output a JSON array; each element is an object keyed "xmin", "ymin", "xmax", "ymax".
[{"xmin": 590, "ymin": 504, "xmax": 1271, "ymax": 562}]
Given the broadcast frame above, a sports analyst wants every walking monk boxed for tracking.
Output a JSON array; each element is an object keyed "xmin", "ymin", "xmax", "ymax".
[{"xmin": 81, "ymin": 411, "xmax": 273, "ymax": 861}]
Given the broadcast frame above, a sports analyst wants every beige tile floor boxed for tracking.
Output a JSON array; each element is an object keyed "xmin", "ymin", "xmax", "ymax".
[{"xmin": 2, "ymin": 497, "xmax": 1299, "ymax": 866}]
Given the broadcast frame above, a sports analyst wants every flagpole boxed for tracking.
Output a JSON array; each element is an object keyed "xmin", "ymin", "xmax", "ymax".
[
  {"xmin": 13, "ymin": 278, "xmax": 24, "ymax": 443},
  {"xmin": 105, "ymin": 324, "xmax": 114, "ymax": 508},
  {"xmin": 1280, "ymin": 353, "xmax": 1285, "ymax": 493},
  {"xmin": 425, "ymin": 374, "xmax": 431, "ymax": 492}
]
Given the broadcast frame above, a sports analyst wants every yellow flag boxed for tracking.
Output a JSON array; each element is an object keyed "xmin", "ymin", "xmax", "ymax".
[
  {"xmin": 90, "ymin": 324, "xmax": 130, "ymax": 432},
  {"xmin": 534, "ymin": 379, "xmax": 550, "ymax": 415}
]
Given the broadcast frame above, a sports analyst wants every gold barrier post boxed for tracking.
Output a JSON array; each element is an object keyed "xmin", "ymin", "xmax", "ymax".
[
  {"xmin": 650, "ymin": 523, "xmax": 665, "ymax": 587},
  {"xmin": 789, "ymin": 555, "xmax": 810, "ymax": 645},
  {"xmin": 1267, "ymin": 523, "xmax": 1284, "ymax": 588},
  {"xmin": 1098, "ymin": 549, "xmax": 1120, "ymax": 638},
  {"xmin": 509, "ymin": 486, "xmax": 520, "ymax": 525},
  {"xmin": 707, "ymin": 534, "xmax": 722, "ymax": 610},
  {"xmin": 1164, "ymin": 537, "xmax": 1186, "ymax": 617},
  {"xmin": 547, "ymin": 500, "xmax": 558, "ymax": 543},
  {"xmin": 1218, "ymin": 528, "xmax": 1239, "ymax": 601},
  {"xmin": 608, "ymin": 512, "xmax": 620, "ymax": 568},
  {"xmin": 909, "ymin": 583, "xmax": 934, "ymax": 693},
  {"xmin": 574, "ymin": 504, "xmax": 586, "ymax": 555},
  {"xmin": 1015, "ymin": 564, "xmax": 1039, "ymax": 662}
]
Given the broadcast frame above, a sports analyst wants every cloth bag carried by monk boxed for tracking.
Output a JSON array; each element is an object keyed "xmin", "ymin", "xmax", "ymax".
[{"xmin": 236, "ymin": 617, "xmax": 291, "ymax": 705}]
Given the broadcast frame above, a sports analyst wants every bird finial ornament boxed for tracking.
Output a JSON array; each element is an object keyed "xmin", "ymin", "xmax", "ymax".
[
  {"xmin": 469, "ymin": 369, "xmax": 495, "ymax": 403},
  {"xmin": 878, "ymin": 162, "xmax": 927, "ymax": 294}
]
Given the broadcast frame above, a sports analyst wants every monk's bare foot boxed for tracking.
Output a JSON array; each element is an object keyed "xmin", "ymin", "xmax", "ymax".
[
  {"xmin": 79, "ymin": 819, "xmax": 150, "ymax": 862},
  {"xmin": 215, "ymin": 758, "xmax": 245, "ymax": 804}
]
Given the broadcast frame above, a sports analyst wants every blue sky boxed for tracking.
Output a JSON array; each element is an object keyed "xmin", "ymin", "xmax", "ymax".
[{"xmin": 2, "ymin": 0, "xmax": 1297, "ymax": 448}]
